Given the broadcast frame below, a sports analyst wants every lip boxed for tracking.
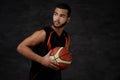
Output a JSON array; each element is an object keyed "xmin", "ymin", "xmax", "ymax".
[{"xmin": 54, "ymin": 21, "xmax": 60, "ymax": 25}]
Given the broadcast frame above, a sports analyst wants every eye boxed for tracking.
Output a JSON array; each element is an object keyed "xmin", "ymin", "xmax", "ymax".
[
  {"xmin": 60, "ymin": 14, "xmax": 66, "ymax": 18},
  {"xmin": 54, "ymin": 12, "xmax": 58, "ymax": 16}
]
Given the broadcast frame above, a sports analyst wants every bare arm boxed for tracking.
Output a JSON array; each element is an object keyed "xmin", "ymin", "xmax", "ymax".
[
  {"xmin": 17, "ymin": 30, "xmax": 46, "ymax": 63},
  {"xmin": 17, "ymin": 30, "xmax": 59, "ymax": 70}
]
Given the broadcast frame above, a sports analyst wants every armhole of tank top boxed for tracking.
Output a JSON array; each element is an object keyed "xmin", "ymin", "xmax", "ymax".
[
  {"xmin": 42, "ymin": 27, "xmax": 51, "ymax": 49},
  {"xmin": 43, "ymin": 27, "xmax": 48, "ymax": 43},
  {"xmin": 36, "ymin": 27, "xmax": 47, "ymax": 43}
]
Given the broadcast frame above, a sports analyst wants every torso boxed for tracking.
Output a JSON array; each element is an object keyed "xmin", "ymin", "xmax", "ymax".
[
  {"xmin": 32, "ymin": 26, "xmax": 69, "ymax": 66},
  {"xmin": 30, "ymin": 26, "xmax": 69, "ymax": 80}
]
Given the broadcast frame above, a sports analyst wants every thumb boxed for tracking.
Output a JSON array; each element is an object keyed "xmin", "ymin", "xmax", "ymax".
[{"xmin": 47, "ymin": 49, "xmax": 52, "ymax": 56}]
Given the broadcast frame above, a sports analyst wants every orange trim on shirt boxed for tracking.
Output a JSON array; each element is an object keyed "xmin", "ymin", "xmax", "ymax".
[{"xmin": 47, "ymin": 31, "xmax": 69, "ymax": 51}]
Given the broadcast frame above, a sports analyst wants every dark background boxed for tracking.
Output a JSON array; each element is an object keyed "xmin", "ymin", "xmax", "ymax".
[{"xmin": 0, "ymin": 0, "xmax": 119, "ymax": 80}]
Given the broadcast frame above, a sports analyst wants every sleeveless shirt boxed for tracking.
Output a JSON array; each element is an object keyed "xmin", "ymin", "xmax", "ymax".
[{"xmin": 30, "ymin": 26, "xmax": 69, "ymax": 80}]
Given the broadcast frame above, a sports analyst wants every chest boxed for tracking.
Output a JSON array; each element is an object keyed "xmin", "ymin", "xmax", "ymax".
[{"xmin": 49, "ymin": 32, "xmax": 66, "ymax": 48}]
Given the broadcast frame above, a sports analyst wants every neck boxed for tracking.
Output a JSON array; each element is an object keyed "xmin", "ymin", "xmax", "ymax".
[{"xmin": 51, "ymin": 25, "xmax": 64, "ymax": 36}]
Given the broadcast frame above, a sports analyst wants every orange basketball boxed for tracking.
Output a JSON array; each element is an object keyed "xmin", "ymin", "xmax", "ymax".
[{"xmin": 49, "ymin": 47, "xmax": 72, "ymax": 70}]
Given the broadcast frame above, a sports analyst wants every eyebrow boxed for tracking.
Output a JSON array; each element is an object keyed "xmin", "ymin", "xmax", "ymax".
[{"xmin": 54, "ymin": 12, "xmax": 66, "ymax": 16}]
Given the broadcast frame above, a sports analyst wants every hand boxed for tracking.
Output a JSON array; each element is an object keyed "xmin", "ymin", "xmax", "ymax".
[{"xmin": 40, "ymin": 50, "xmax": 60, "ymax": 70}]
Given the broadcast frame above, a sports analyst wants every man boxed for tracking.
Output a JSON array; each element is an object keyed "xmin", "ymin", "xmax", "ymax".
[{"xmin": 17, "ymin": 3, "xmax": 71, "ymax": 80}]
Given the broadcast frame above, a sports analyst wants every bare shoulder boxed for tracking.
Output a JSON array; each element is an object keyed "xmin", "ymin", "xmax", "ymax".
[
  {"xmin": 30, "ymin": 29, "xmax": 46, "ymax": 42},
  {"xmin": 32, "ymin": 29, "xmax": 46, "ymax": 37},
  {"xmin": 21, "ymin": 29, "xmax": 46, "ymax": 46}
]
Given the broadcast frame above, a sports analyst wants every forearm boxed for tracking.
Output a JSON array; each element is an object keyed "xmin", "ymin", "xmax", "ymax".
[{"xmin": 17, "ymin": 45, "xmax": 43, "ymax": 64}]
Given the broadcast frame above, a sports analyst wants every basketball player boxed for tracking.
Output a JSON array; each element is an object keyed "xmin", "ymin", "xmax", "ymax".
[{"xmin": 17, "ymin": 3, "xmax": 71, "ymax": 80}]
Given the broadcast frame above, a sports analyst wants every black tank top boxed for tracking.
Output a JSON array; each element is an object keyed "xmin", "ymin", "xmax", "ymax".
[{"xmin": 31, "ymin": 26, "xmax": 69, "ymax": 68}]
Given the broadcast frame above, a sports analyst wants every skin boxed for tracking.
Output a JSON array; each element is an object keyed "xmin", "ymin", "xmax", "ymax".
[{"xmin": 17, "ymin": 7, "xmax": 70, "ymax": 70}]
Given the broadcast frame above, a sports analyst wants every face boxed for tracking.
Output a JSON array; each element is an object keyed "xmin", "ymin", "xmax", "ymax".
[{"xmin": 52, "ymin": 8, "xmax": 70, "ymax": 28}]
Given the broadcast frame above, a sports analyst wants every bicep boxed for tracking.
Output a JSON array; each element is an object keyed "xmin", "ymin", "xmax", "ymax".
[{"xmin": 20, "ymin": 30, "xmax": 46, "ymax": 47}]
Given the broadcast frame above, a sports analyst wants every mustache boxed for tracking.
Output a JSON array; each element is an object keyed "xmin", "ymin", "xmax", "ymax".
[{"xmin": 54, "ymin": 20, "xmax": 60, "ymax": 23}]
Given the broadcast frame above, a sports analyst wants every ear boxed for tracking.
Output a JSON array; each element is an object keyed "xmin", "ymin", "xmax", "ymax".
[{"xmin": 67, "ymin": 17, "xmax": 71, "ymax": 23}]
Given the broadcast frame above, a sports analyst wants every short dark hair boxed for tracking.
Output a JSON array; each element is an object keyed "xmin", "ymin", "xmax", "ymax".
[{"xmin": 55, "ymin": 3, "xmax": 71, "ymax": 17}]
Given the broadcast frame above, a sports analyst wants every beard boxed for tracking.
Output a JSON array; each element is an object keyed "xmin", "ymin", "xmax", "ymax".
[{"xmin": 52, "ymin": 21, "xmax": 67, "ymax": 28}]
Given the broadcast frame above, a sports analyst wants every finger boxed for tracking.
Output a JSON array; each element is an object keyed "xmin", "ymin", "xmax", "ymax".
[
  {"xmin": 49, "ymin": 62, "xmax": 59, "ymax": 70},
  {"xmin": 51, "ymin": 60, "xmax": 59, "ymax": 66}
]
